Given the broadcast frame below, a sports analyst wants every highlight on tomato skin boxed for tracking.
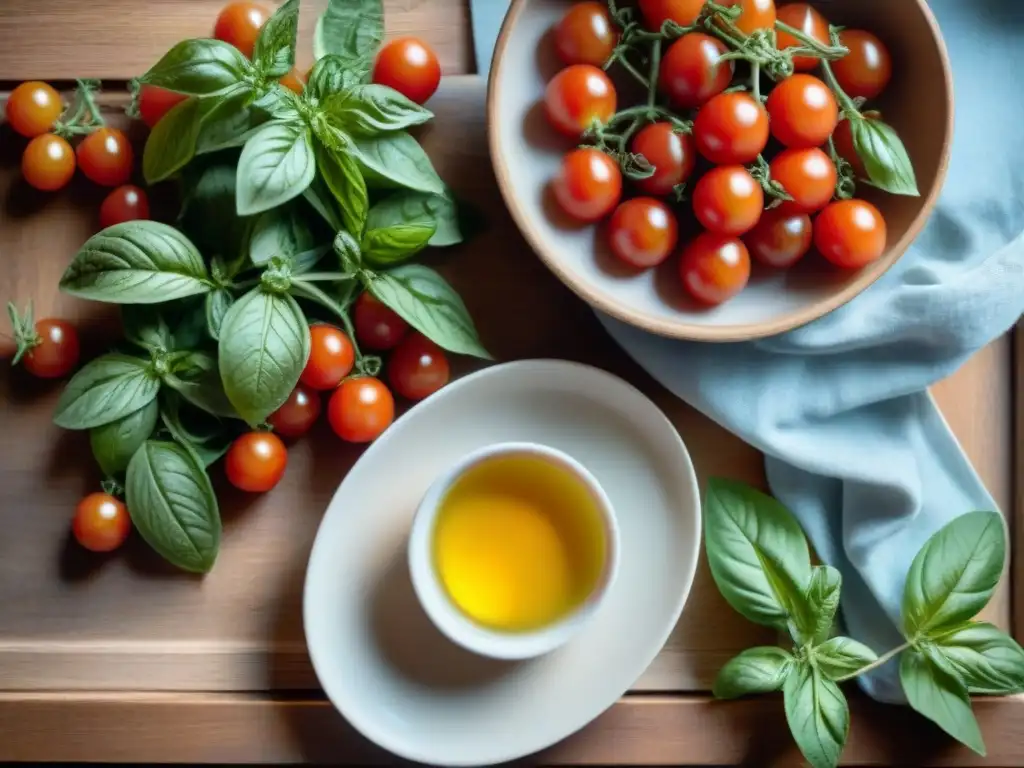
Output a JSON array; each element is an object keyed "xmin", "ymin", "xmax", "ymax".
[
  {"xmin": 765, "ymin": 74, "xmax": 838, "ymax": 149},
  {"xmin": 372, "ymin": 36, "xmax": 442, "ymax": 105},
  {"xmin": 692, "ymin": 165, "xmax": 764, "ymax": 237},
  {"xmin": 21, "ymin": 133, "xmax": 76, "ymax": 192},
  {"xmin": 553, "ymin": 1, "xmax": 619, "ymax": 67},
  {"xmin": 225, "ymin": 431, "xmax": 288, "ymax": 493},
  {"xmin": 18, "ymin": 317, "xmax": 80, "ymax": 379},
  {"xmin": 814, "ymin": 199, "xmax": 888, "ymax": 269},
  {"xmin": 769, "ymin": 147, "xmax": 837, "ymax": 215},
  {"xmin": 213, "ymin": 1, "xmax": 270, "ymax": 59},
  {"xmin": 5, "ymin": 81, "xmax": 63, "ymax": 138},
  {"xmin": 744, "ymin": 210, "xmax": 813, "ymax": 269},
  {"xmin": 775, "ymin": 3, "xmax": 829, "ymax": 72},
  {"xmin": 630, "ymin": 121, "xmax": 696, "ymax": 197},
  {"xmin": 692, "ymin": 91, "xmax": 769, "ymax": 165},
  {"xmin": 543, "ymin": 64, "xmax": 617, "ymax": 139},
  {"xmin": 268, "ymin": 384, "xmax": 323, "ymax": 439},
  {"xmin": 638, "ymin": 0, "xmax": 706, "ymax": 30},
  {"xmin": 658, "ymin": 33, "xmax": 734, "ymax": 110},
  {"xmin": 678, "ymin": 232, "xmax": 752, "ymax": 306},
  {"xmin": 328, "ymin": 377, "xmax": 395, "ymax": 443},
  {"xmin": 831, "ymin": 29, "xmax": 892, "ymax": 101},
  {"xmin": 607, "ymin": 197, "xmax": 679, "ymax": 269},
  {"xmin": 99, "ymin": 185, "xmax": 150, "ymax": 228},
  {"xmin": 300, "ymin": 324, "xmax": 355, "ymax": 391},
  {"xmin": 551, "ymin": 148, "xmax": 623, "ymax": 223},
  {"xmin": 76, "ymin": 127, "xmax": 134, "ymax": 187},
  {"xmin": 73, "ymin": 492, "xmax": 131, "ymax": 553},
  {"xmin": 388, "ymin": 333, "xmax": 451, "ymax": 401}
]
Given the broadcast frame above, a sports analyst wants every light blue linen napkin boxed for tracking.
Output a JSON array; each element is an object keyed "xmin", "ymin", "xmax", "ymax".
[{"xmin": 471, "ymin": 0, "xmax": 1024, "ymax": 701}]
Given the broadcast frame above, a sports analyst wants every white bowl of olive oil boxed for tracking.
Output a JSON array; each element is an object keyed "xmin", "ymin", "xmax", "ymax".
[{"xmin": 408, "ymin": 443, "xmax": 619, "ymax": 661}]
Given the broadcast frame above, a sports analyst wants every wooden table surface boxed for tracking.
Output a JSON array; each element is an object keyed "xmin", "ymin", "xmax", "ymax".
[{"xmin": 0, "ymin": 0, "xmax": 1018, "ymax": 765}]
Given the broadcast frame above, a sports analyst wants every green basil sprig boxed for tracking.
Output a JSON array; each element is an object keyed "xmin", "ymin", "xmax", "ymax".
[
  {"xmin": 252, "ymin": 0, "xmax": 299, "ymax": 79},
  {"xmin": 323, "ymin": 85, "xmax": 433, "ymax": 136},
  {"xmin": 366, "ymin": 189, "xmax": 464, "ymax": 247},
  {"xmin": 90, "ymin": 399, "xmax": 160, "ymax": 476},
  {"xmin": 849, "ymin": 115, "xmax": 919, "ymax": 197},
  {"xmin": 236, "ymin": 119, "xmax": 317, "ymax": 216},
  {"xmin": 312, "ymin": 0, "xmax": 384, "ymax": 81},
  {"xmin": 350, "ymin": 132, "xmax": 446, "ymax": 195},
  {"xmin": 140, "ymin": 38, "xmax": 250, "ymax": 96},
  {"xmin": 54, "ymin": 354, "xmax": 160, "ymax": 430}
]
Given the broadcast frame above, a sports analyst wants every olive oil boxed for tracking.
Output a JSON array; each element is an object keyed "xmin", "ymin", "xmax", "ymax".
[{"xmin": 432, "ymin": 454, "xmax": 607, "ymax": 632}]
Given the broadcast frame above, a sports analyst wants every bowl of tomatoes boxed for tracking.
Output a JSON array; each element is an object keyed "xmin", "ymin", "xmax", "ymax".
[{"xmin": 487, "ymin": 0, "xmax": 952, "ymax": 341}]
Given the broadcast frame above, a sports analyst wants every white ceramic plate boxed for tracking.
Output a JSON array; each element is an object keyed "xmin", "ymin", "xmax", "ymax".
[{"xmin": 303, "ymin": 360, "xmax": 702, "ymax": 766}]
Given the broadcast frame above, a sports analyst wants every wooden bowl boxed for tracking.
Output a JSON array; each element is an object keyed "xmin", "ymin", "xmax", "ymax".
[{"xmin": 487, "ymin": 0, "xmax": 953, "ymax": 341}]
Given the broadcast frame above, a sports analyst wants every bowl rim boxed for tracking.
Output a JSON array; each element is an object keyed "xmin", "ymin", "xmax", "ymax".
[{"xmin": 486, "ymin": 0, "xmax": 955, "ymax": 342}]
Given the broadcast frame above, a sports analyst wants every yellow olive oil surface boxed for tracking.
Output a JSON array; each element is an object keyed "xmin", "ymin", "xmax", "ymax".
[{"xmin": 433, "ymin": 455, "xmax": 607, "ymax": 632}]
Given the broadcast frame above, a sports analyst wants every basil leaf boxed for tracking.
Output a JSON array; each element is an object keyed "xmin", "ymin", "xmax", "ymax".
[
  {"xmin": 179, "ymin": 163, "xmax": 252, "ymax": 269},
  {"xmin": 253, "ymin": 0, "xmax": 299, "ymax": 78},
  {"xmin": 292, "ymin": 245, "xmax": 331, "ymax": 274},
  {"xmin": 350, "ymin": 132, "xmax": 445, "ymax": 195},
  {"xmin": 218, "ymin": 288, "xmax": 310, "ymax": 425},
  {"xmin": 313, "ymin": 0, "xmax": 384, "ymax": 82},
  {"xmin": 166, "ymin": 350, "xmax": 238, "ymax": 418},
  {"xmin": 90, "ymin": 399, "xmax": 160, "ymax": 476},
  {"xmin": 367, "ymin": 264, "xmax": 490, "ymax": 358},
  {"xmin": 804, "ymin": 565, "xmax": 842, "ymax": 645},
  {"xmin": 126, "ymin": 440, "xmax": 221, "ymax": 573},
  {"xmin": 195, "ymin": 86, "xmax": 268, "ymax": 155},
  {"xmin": 236, "ymin": 120, "xmax": 316, "ymax": 216},
  {"xmin": 121, "ymin": 305, "xmax": 174, "ymax": 352},
  {"xmin": 303, "ymin": 173, "xmax": 345, "ymax": 231},
  {"xmin": 850, "ymin": 115, "xmax": 919, "ymax": 196},
  {"xmin": 933, "ymin": 622, "xmax": 1024, "ymax": 695},
  {"xmin": 54, "ymin": 354, "xmax": 160, "ymax": 430},
  {"xmin": 366, "ymin": 190, "xmax": 464, "ymax": 247},
  {"xmin": 249, "ymin": 205, "xmax": 316, "ymax": 266},
  {"xmin": 160, "ymin": 394, "xmax": 233, "ymax": 468},
  {"xmin": 289, "ymin": 278, "xmax": 355, "ymax": 325},
  {"xmin": 306, "ymin": 54, "xmax": 359, "ymax": 100},
  {"xmin": 142, "ymin": 96, "xmax": 204, "ymax": 184},
  {"xmin": 205, "ymin": 290, "xmax": 234, "ymax": 341},
  {"xmin": 61, "ymin": 221, "xmax": 211, "ymax": 304},
  {"xmin": 713, "ymin": 647, "xmax": 793, "ymax": 700},
  {"xmin": 902, "ymin": 511, "xmax": 1005, "ymax": 639},
  {"xmin": 315, "ymin": 143, "xmax": 369, "ymax": 238},
  {"xmin": 813, "ymin": 637, "xmax": 877, "ymax": 681},
  {"xmin": 334, "ymin": 230, "xmax": 361, "ymax": 272},
  {"xmin": 141, "ymin": 38, "xmax": 250, "ymax": 96},
  {"xmin": 170, "ymin": 297, "xmax": 209, "ymax": 350},
  {"xmin": 784, "ymin": 662, "xmax": 849, "ymax": 768},
  {"xmin": 703, "ymin": 478, "xmax": 813, "ymax": 635},
  {"xmin": 900, "ymin": 647, "xmax": 986, "ymax": 756},
  {"xmin": 362, "ymin": 222, "xmax": 436, "ymax": 267},
  {"xmin": 323, "ymin": 85, "xmax": 433, "ymax": 137}
]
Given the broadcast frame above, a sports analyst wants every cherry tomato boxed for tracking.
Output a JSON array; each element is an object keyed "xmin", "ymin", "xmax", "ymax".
[
  {"xmin": 353, "ymin": 292, "xmax": 410, "ymax": 351},
  {"xmin": 659, "ymin": 33, "xmax": 734, "ymax": 109},
  {"xmin": 693, "ymin": 91, "xmax": 769, "ymax": 165},
  {"xmin": 630, "ymin": 121, "xmax": 696, "ymax": 196},
  {"xmin": 328, "ymin": 377, "xmax": 395, "ymax": 443},
  {"xmin": 766, "ymin": 74, "xmax": 838, "ymax": 149},
  {"xmin": 770, "ymin": 148, "xmax": 836, "ymax": 214},
  {"xmin": 775, "ymin": 4, "xmax": 829, "ymax": 72},
  {"xmin": 692, "ymin": 165, "xmax": 764, "ymax": 236},
  {"xmin": 552, "ymin": 148, "xmax": 622, "ymax": 222},
  {"xmin": 716, "ymin": 0, "xmax": 776, "ymax": 35},
  {"xmin": 21, "ymin": 133, "xmax": 75, "ymax": 191},
  {"xmin": 18, "ymin": 318, "xmax": 80, "ymax": 378},
  {"xmin": 638, "ymin": 0, "xmax": 705, "ymax": 30},
  {"xmin": 73, "ymin": 493, "xmax": 131, "ymax": 553},
  {"xmin": 832, "ymin": 111, "xmax": 879, "ymax": 179},
  {"xmin": 372, "ymin": 37, "xmax": 442, "ymax": 105},
  {"xmin": 554, "ymin": 2, "xmax": 619, "ymax": 67},
  {"xmin": 679, "ymin": 232, "xmax": 751, "ymax": 305},
  {"xmin": 832, "ymin": 29, "xmax": 892, "ymax": 101},
  {"xmin": 814, "ymin": 199, "xmax": 887, "ymax": 269},
  {"xmin": 6, "ymin": 81, "xmax": 62, "ymax": 138},
  {"xmin": 300, "ymin": 324, "xmax": 355, "ymax": 390},
  {"xmin": 76, "ymin": 127, "xmax": 133, "ymax": 187},
  {"xmin": 607, "ymin": 197, "xmax": 679, "ymax": 269},
  {"xmin": 279, "ymin": 68, "xmax": 305, "ymax": 95},
  {"xmin": 225, "ymin": 432, "xmax": 288, "ymax": 492},
  {"xmin": 388, "ymin": 333, "xmax": 450, "ymax": 401},
  {"xmin": 544, "ymin": 64, "xmax": 616, "ymax": 138},
  {"xmin": 268, "ymin": 384, "xmax": 322, "ymax": 439},
  {"xmin": 99, "ymin": 185, "xmax": 150, "ymax": 228},
  {"xmin": 213, "ymin": 1, "xmax": 269, "ymax": 58},
  {"xmin": 137, "ymin": 85, "xmax": 187, "ymax": 128},
  {"xmin": 744, "ymin": 210, "xmax": 812, "ymax": 268}
]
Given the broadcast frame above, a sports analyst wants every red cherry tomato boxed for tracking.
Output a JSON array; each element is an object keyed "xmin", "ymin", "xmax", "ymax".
[
  {"xmin": 99, "ymin": 185, "xmax": 150, "ymax": 228},
  {"xmin": 372, "ymin": 37, "xmax": 442, "ymax": 105},
  {"xmin": 814, "ymin": 199, "xmax": 887, "ymax": 269},
  {"xmin": 679, "ymin": 232, "xmax": 751, "ymax": 305},
  {"xmin": 353, "ymin": 292, "xmax": 410, "ymax": 351},
  {"xmin": 607, "ymin": 197, "xmax": 679, "ymax": 269},
  {"xmin": 213, "ymin": 1, "xmax": 269, "ymax": 58},
  {"xmin": 6, "ymin": 81, "xmax": 63, "ymax": 138},
  {"xmin": 693, "ymin": 91, "xmax": 769, "ymax": 165},
  {"xmin": 388, "ymin": 333, "xmax": 450, "ymax": 401},
  {"xmin": 692, "ymin": 165, "xmax": 764, "ymax": 236},
  {"xmin": 766, "ymin": 74, "xmax": 838, "ymax": 149},
  {"xmin": 76, "ymin": 128, "xmax": 133, "ymax": 187},
  {"xmin": 716, "ymin": 0, "xmax": 776, "ymax": 35},
  {"xmin": 775, "ymin": 4, "xmax": 830, "ymax": 72},
  {"xmin": 18, "ymin": 317, "xmax": 80, "ymax": 378},
  {"xmin": 138, "ymin": 85, "xmax": 187, "ymax": 128},
  {"xmin": 328, "ymin": 377, "xmax": 395, "ymax": 443},
  {"xmin": 638, "ymin": 0, "xmax": 705, "ymax": 29},
  {"xmin": 544, "ymin": 64, "xmax": 617, "ymax": 138},
  {"xmin": 279, "ymin": 68, "xmax": 305, "ymax": 95},
  {"xmin": 744, "ymin": 210, "xmax": 813, "ymax": 268},
  {"xmin": 73, "ymin": 493, "xmax": 131, "ymax": 553},
  {"xmin": 832, "ymin": 111, "xmax": 879, "ymax": 179},
  {"xmin": 21, "ymin": 133, "xmax": 75, "ymax": 191},
  {"xmin": 630, "ymin": 121, "xmax": 696, "ymax": 196},
  {"xmin": 832, "ymin": 29, "xmax": 892, "ymax": 101},
  {"xmin": 552, "ymin": 148, "xmax": 622, "ymax": 222},
  {"xmin": 770, "ymin": 148, "xmax": 836, "ymax": 214},
  {"xmin": 225, "ymin": 432, "xmax": 288, "ymax": 492},
  {"xmin": 554, "ymin": 2, "xmax": 619, "ymax": 67},
  {"xmin": 268, "ymin": 384, "xmax": 322, "ymax": 439},
  {"xmin": 659, "ymin": 33, "xmax": 734, "ymax": 109},
  {"xmin": 300, "ymin": 324, "xmax": 355, "ymax": 390}
]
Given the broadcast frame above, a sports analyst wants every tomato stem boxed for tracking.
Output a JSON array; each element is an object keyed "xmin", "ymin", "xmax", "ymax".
[
  {"xmin": 750, "ymin": 61, "xmax": 761, "ymax": 102},
  {"xmin": 774, "ymin": 20, "xmax": 849, "ymax": 60},
  {"xmin": 6, "ymin": 301, "xmax": 40, "ymax": 367},
  {"xmin": 819, "ymin": 57, "xmax": 860, "ymax": 118},
  {"xmin": 647, "ymin": 39, "xmax": 661, "ymax": 108}
]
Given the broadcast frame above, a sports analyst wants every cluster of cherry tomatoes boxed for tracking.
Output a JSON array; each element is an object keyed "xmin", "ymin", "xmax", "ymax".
[{"xmin": 545, "ymin": 0, "xmax": 894, "ymax": 306}]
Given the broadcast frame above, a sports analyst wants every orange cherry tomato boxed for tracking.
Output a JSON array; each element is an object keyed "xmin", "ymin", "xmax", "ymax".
[
  {"xmin": 630, "ymin": 121, "xmax": 696, "ymax": 197},
  {"xmin": 213, "ymin": 1, "xmax": 269, "ymax": 58},
  {"xmin": 770, "ymin": 147, "xmax": 836, "ymax": 214},
  {"xmin": 775, "ymin": 3, "xmax": 830, "ymax": 72},
  {"xmin": 692, "ymin": 165, "xmax": 764, "ymax": 236},
  {"xmin": 766, "ymin": 74, "xmax": 838, "ymax": 149},
  {"xmin": 553, "ymin": 2, "xmax": 619, "ymax": 67},
  {"xmin": 268, "ymin": 384, "xmax": 322, "ymax": 439},
  {"xmin": 22, "ymin": 133, "xmax": 75, "ymax": 191},
  {"xmin": 279, "ymin": 67, "xmax": 305, "ymax": 95},
  {"xmin": 6, "ymin": 81, "xmax": 63, "ymax": 138},
  {"xmin": 73, "ymin": 492, "xmax": 131, "ymax": 553},
  {"xmin": 328, "ymin": 377, "xmax": 395, "ymax": 443},
  {"xmin": 372, "ymin": 37, "xmax": 442, "ymax": 105},
  {"xmin": 814, "ymin": 199, "xmax": 887, "ymax": 269},
  {"xmin": 544, "ymin": 64, "xmax": 616, "ymax": 138},
  {"xmin": 300, "ymin": 324, "xmax": 355, "ymax": 391},
  {"xmin": 76, "ymin": 127, "xmax": 133, "ymax": 187},
  {"xmin": 638, "ymin": 0, "xmax": 705, "ymax": 30},
  {"xmin": 19, "ymin": 317, "xmax": 80, "ymax": 378},
  {"xmin": 744, "ymin": 210, "xmax": 812, "ymax": 268},
  {"xmin": 388, "ymin": 333, "xmax": 450, "ymax": 401},
  {"xmin": 552, "ymin": 148, "xmax": 622, "ymax": 222},
  {"xmin": 679, "ymin": 232, "xmax": 751, "ymax": 305},
  {"xmin": 693, "ymin": 91, "xmax": 769, "ymax": 165},
  {"xmin": 225, "ymin": 432, "xmax": 288, "ymax": 492},
  {"xmin": 138, "ymin": 85, "xmax": 187, "ymax": 128},
  {"xmin": 99, "ymin": 185, "xmax": 150, "ymax": 228},
  {"xmin": 353, "ymin": 292, "xmax": 410, "ymax": 351},
  {"xmin": 659, "ymin": 33, "xmax": 734, "ymax": 109},
  {"xmin": 607, "ymin": 197, "xmax": 679, "ymax": 269},
  {"xmin": 716, "ymin": 0, "xmax": 776, "ymax": 35},
  {"xmin": 832, "ymin": 29, "xmax": 892, "ymax": 101}
]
